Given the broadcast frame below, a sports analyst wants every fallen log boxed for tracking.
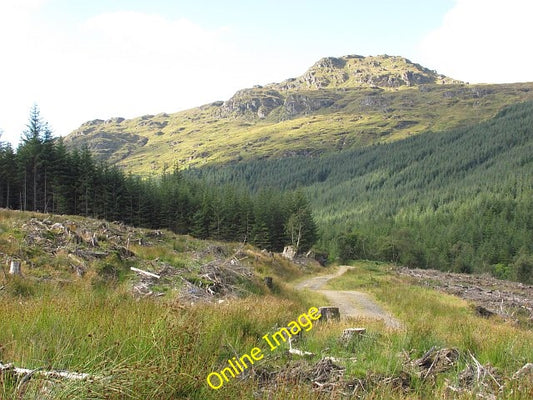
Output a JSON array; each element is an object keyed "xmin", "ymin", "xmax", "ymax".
[
  {"xmin": 75, "ymin": 249, "xmax": 108, "ymax": 259},
  {"xmin": 475, "ymin": 305, "xmax": 495, "ymax": 318},
  {"xmin": 131, "ymin": 267, "xmax": 160, "ymax": 279},
  {"xmin": 0, "ymin": 362, "xmax": 96, "ymax": 381},
  {"xmin": 287, "ymin": 335, "xmax": 313, "ymax": 357}
]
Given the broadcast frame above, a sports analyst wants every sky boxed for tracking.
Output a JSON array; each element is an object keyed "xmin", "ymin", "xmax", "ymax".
[{"xmin": 0, "ymin": 0, "xmax": 532, "ymax": 146}]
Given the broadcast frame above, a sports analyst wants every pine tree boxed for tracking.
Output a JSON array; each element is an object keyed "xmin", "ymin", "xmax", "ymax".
[
  {"xmin": 41, "ymin": 122, "xmax": 55, "ymax": 212},
  {"xmin": 251, "ymin": 219, "xmax": 271, "ymax": 250},
  {"xmin": 77, "ymin": 146, "xmax": 95, "ymax": 216},
  {"xmin": 190, "ymin": 192, "xmax": 212, "ymax": 239},
  {"xmin": 46, "ymin": 137, "xmax": 63, "ymax": 212},
  {"xmin": 0, "ymin": 137, "xmax": 18, "ymax": 209},
  {"xmin": 18, "ymin": 104, "xmax": 45, "ymax": 211}
]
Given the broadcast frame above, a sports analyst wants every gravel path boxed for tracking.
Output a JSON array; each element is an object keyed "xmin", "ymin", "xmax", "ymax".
[{"xmin": 295, "ymin": 266, "xmax": 402, "ymax": 329}]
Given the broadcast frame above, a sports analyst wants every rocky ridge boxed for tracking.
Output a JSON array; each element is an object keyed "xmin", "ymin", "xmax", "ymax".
[{"xmin": 220, "ymin": 55, "xmax": 461, "ymax": 119}]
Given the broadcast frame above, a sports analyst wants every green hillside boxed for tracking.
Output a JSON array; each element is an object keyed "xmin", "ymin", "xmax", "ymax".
[
  {"xmin": 189, "ymin": 101, "xmax": 533, "ymax": 281},
  {"xmin": 1, "ymin": 210, "xmax": 532, "ymax": 399},
  {"xmin": 62, "ymin": 54, "xmax": 533, "ymax": 280},
  {"xmin": 64, "ymin": 55, "xmax": 533, "ymax": 175}
]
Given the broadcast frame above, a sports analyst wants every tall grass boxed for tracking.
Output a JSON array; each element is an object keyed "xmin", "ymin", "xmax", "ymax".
[
  {"xmin": 321, "ymin": 262, "xmax": 533, "ymax": 398},
  {"xmin": 2, "ymin": 262, "xmax": 532, "ymax": 399},
  {"xmin": 0, "ymin": 276, "xmax": 310, "ymax": 399}
]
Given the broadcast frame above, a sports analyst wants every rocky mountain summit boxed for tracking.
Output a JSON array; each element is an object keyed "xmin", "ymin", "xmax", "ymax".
[
  {"xmin": 276, "ymin": 54, "xmax": 460, "ymax": 90},
  {"xmin": 220, "ymin": 55, "xmax": 461, "ymax": 119}
]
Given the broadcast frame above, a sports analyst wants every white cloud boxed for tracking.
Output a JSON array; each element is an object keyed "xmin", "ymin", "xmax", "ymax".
[
  {"xmin": 0, "ymin": 1, "xmax": 48, "ymax": 144},
  {"xmin": 0, "ymin": 6, "xmax": 263, "ymax": 145},
  {"xmin": 65, "ymin": 11, "xmax": 241, "ymax": 118},
  {"xmin": 417, "ymin": 0, "xmax": 533, "ymax": 83}
]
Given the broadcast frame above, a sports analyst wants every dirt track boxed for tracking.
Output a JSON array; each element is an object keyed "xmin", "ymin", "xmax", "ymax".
[{"xmin": 295, "ymin": 266, "xmax": 402, "ymax": 329}]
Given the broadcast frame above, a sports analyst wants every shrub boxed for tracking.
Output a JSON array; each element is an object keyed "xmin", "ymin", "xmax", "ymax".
[
  {"xmin": 515, "ymin": 254, "xmax": 533, "ymax": 284},
  {"xmin": 491, "ymin": 263, "xmax": 513, "ymax": 280},
  {"xmin": 6, "ymin": 275, "xmax": 36, "ymax": 297}
]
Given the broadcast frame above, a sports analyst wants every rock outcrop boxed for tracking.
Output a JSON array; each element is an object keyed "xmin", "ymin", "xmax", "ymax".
[
  {"xmin": 222, "ymin": 88, "xmax": 284, "ymax": 118},
  {"xmin": 220, "ymin": 54, "xmax": 461, "ymax": 119}
]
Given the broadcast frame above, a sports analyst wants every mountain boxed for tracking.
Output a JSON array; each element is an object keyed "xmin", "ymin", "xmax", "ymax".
[
  {"xmin": 64, "ymin": 54, "xmax": 533, "ymax": 174},
  {"xmin": 190, "ymin": 101, "xmax": 533, "ymax": 281}
]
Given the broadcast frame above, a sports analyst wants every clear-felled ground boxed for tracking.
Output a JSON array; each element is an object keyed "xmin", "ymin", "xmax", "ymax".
[{"xmin": 397, "ymin": 267, "xmax": 533, "ymax": 326}]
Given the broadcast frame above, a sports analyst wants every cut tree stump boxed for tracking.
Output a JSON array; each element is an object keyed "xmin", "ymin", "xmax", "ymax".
[
  {"xmin": 319, "ymin": 306, "xmax": 340, "ymax": 322},
  {"xmin": 341, "ymin": 328, "xmax": 366, "ymax": 342},
  {"xmin": 475, "ymin": 305, "xmax": 495, "ymax": 318},
  {"xmin": 9, "ymin": 260, "xmax": 21, "ymax": 276},
  {"xmin": 282, "ymin": 246, "xmax": 297, "ymax": 260},
  {"xmin": 90, "ymin": 233, "xmax": 99, "ymax": 247},
  {"xmin": 264, "ymin": 276, "xmax": 273, "ymax": 289}
]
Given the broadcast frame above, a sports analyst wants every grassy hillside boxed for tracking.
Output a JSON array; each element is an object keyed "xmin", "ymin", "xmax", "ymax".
[
  {"xmin": 64, "ymin": 55, "xmax": 533, "ymax": 175},
  {"xmin": 190, "ymin": 101, "xmax": 533, "ymax": 279},
  {"xmin": 0, "ymin": 209, "xmax": 321, "ymax": 398},
  {"xmin": 1, "ymin": 210, "xmax": 531, "ymax": 399}
]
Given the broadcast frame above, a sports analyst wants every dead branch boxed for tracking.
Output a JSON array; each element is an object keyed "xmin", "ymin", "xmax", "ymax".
[
  {"xmin": 0, "ymin": 362, "xmax": 99, "ymax": 381},
  {"xmin": 468, "ymin": 351, "xmax": 502, "ymax": 390},
  {"xmin": 130, "ymin": 267, "xmax": 160, "ymax": 279}
]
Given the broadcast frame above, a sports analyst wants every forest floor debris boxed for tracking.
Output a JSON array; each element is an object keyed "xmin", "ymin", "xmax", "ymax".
[
  {"xmin": 445, "ymin": 352, "xmax": 505, "ymax": 399},
  {"xmin": 397, "ymin": 267, "xmax": 533, "ymax": 324},
  {"xmin": 129, "ymin": 249, "xmax": 257, "ymax": 301},
  {"xmin": 4, "ymin": 215, "xmax": 260, "ymax": 302},
  {"xmin": 410, "ymin": 347, "xmax": 459, "ymax": 379},
  {"xmin": 21, "ymin": 216, "xmax": 152, "ymax": 250},
  {"xmin": 253, "ymin": 348, "xmax": 531, "ymax": 399},
  {"xmin": 253, "ymin": 358, "xmax": 345, "ymax": 395}
]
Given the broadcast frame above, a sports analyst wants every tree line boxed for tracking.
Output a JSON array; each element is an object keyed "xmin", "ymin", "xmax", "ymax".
[
  {"xmin": 189, "ymin": 101, "xmax": 533, "ymax": 283},
  {"xmin": 0, "ymin": 105, "xmax": 317, "ymax": 253}
]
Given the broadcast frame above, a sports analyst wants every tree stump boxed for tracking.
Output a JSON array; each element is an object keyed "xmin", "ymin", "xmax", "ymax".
[
  {"xmin": 90, "ymin": 233, "xmax": 99, "ymax": 247},
  {"xmin": 9, "ymin": 260, "xmax": 21, "ymax": 276},
  {"xmin": 282, "ymin": 246, "xmax": 296, "ymax": 260},
  {"xmin": 341, "ymin": 328, "xmax": 366, "ymax": 342},
  {"xmin": 264, "ymin": 276, "xmax": 273, "ymax": 290},
  {"xmin": 318, "ymin": 306, "xmax": 340, "ymax": 322},
  {"xmin": 475, "ymin": 305, "xmax": 495, "ymax": 318}
]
